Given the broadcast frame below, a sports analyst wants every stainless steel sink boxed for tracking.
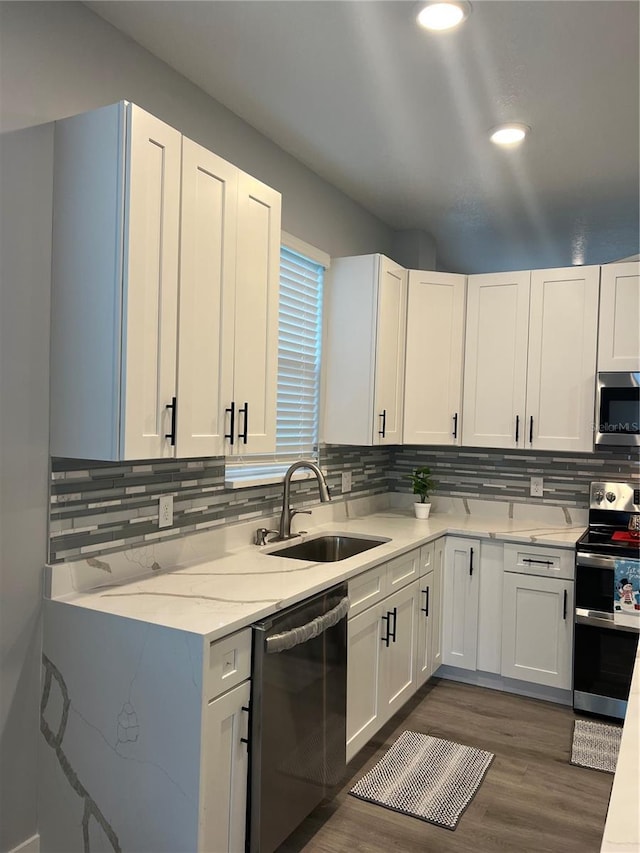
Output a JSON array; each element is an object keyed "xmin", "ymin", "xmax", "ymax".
[{"xmin": 267, "ymin": 534, "xmax": 389, "ymax": 562}]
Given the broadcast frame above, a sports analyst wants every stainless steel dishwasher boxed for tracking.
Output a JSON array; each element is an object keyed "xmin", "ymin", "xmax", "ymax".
[{"xmin": 249, "ymin": 583, "xmax": 349, "ymax": 853}]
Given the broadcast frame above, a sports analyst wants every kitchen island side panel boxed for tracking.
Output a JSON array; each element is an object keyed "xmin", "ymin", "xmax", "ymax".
[{"xmin": 39, "ymin": 600, "xmax": 204, "ymax": 853}]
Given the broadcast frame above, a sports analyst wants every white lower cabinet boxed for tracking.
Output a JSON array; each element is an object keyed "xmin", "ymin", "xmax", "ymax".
[
  {"xmin": 442, "ymin": 537, "xmax": 481, "ymax": 671},
  {"xmin": 416, "ymin": 538, "xmax": 445, "ymax": 686},
  {"xmin": 201, "ymin": 680, "xmax": 250, "ymax": 853},
  {"xmin": 199, "ymin": 628, "xmax": 252, "ymax": 852},
  {"xmin": 501, "ymin": 572, "xmax": 574, "ymax": 690},
  {"xmin": 347, "ymin": 549, "xmax": 424, "ymax": 762}
]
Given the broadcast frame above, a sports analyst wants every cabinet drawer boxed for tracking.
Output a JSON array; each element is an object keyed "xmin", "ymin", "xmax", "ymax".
[
  {"xmin": 387, "ymin": 549, "xmax": 420, "ymax": 592},
  {"xmin": 419, "ymin": 541, "xmax": 436, "ymax": 577},
  {"xmin": 503, "ymin": 543, "xmax": 574, "ymax": 580},
  {"xmin": 206, "ymin": 628, "xmax": 252, "ymax": 701},
  {"xmin": 349, "ymin": 564, "xmax": 387, "ymax": 617}
]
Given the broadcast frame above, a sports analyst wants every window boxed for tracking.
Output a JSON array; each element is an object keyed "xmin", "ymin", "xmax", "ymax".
[{"xmin": 225, "ymin": 234, "xmax": 328, "ymax": 486}]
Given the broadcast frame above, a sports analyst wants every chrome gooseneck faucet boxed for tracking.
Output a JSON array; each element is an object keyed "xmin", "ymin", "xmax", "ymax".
[{"xmin": 277, "ymin": 460, "xmax": 331, "ymax": 541}]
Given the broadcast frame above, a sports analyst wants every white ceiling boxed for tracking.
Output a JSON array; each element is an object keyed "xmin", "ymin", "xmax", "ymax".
[{"xmin": 87, "ymin": 0, "xmax": 639, "ymax": 273}]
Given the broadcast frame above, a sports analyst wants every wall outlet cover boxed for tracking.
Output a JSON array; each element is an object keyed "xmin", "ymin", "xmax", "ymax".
[
  {"xmin": 530, "ymin": 476, "xmax": 544, "ymax": 498},
  {"xmin": 341, "ymin": 471, "xmax": 352, "ymax": 493},
  {"xmin": 158, "ymin": 495, "xmax": 173, "ymax": 528}
]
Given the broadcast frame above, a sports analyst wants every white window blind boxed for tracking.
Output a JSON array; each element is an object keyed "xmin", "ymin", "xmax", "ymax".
[{"xmin": 225, "ymin": 243, "xmax": 324, "ymax": 485}]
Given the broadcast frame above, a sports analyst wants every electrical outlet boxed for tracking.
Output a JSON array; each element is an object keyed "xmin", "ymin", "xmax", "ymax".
[
  {"xmin": 158, "ymin": 495, "xmax": 173, "ymax": 528},
  {"xmin": 530, "ymin": 476, "xmax": 544, "ymax": 498},
  {"xmin": 341, "ymin": 471, "xmax": 352, "ymax": 493}
]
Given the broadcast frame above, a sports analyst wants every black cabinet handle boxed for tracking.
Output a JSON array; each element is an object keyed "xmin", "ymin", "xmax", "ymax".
[
  {"xmin": 452, "ymin": 412, "xmax": 458, "ymax": 439},
  {"xmin": 515, "ymin": 415, "xmax": 520, "ymax": 443},
  {"xmin": 240, "ymin": 705, "xmax": 250, "ymax": 746},
  {"xmin": 225, "ymin": 401, "xmax": 236, "ymax": 445},
  {"xmin": 522, "ymin": 558, "xmax": 554, "ymax": 566},
  {"xmin": 563, "ymin": 589, "xmax": 568, "ymax": 621},
  {"xmin": 529, "ymin": 416, "xmax": 534, "ymax": 444},
  {"xmin": 421, "ymin": 587, "xmax": 430, "ymax": 616},
  {"xmin": 381, "ymin": 612, "xmax": 390, "ymax": 647},
  {"xmin": 239, "ymin": 402, "xmax": 249, "ymax": 444},
  {"xmin": 389, "ymin": 607, "xmax": 397, "ymax": 643},
  {"xmin": 379, "ymin": 409, "xmax": 387, "ymax": 438},
  {"xmin": 165, "ymin": 397, "xmax": 177, "ymax": 446},
  {"xmin": 469, "ymin": 547, "xmax": 474, "ymax": 577}
]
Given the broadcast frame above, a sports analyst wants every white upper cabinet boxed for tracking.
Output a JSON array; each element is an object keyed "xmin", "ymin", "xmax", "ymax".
[
  {"xmin": 177, "ymin": 139, "xmax": 237, "ymax": 459},
  {"xmin": 462, "ymin": 271, "xmax": 530, "ymax": 448},
  {"xmin": 525, "ymin": 266, "xmax": 600, "ymax": 452},
  {"xmin": 50, "ymin": 102, "xmax": 281, "ymax": 460},
  {"xmin": 462, "ymin": 266, "xmax": 600, "ymax": 452},
  {"xmin": 404, "ymin": 271, "xmax": 466, "ymax": 445},
  {"xmin": 598, "ymin": 261, "xmax": 640, "ymax": 371},
  {"xmin": 323, "ymin": 254, "xmax": 407, "ymax": 446},
  {"xmin": 230, "ymin": 172, "xmax": 281, "ymax": 455}
]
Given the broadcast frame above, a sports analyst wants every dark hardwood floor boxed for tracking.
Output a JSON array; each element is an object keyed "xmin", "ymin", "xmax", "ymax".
[{"xmin": 278, "ymin": 679, "xmax": 613, "ymax": 853}]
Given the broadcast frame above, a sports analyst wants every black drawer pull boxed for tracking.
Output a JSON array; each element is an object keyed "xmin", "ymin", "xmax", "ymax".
[
  {"xmin": 381, "ymin": 612, "xmax": 390, "ymax": 647},
  {"xmin": 529, "ymin": 415, "xmax": 534, "ymax": 444},
  {"xmin": 522, "ymin": 558, "xmax": 554, "ymax": 566},
  {"xmin": 165, "ymin": 396, "xmax": 177, "ymax": 446},
  {"xmin": 379, "ymin": 409, "xmax": 387, "ymax": 438},
  {"xmin": 563, "ymin": 589, "xmax": 568, "ymax": 620},
  {"xmin": 389, "ymin": 607, "xmax": 397, "ymax": 643},
  {"xmin": 469, "ymin": 547, "xmax": 474, "ymax": 577},
  {"xmin": 452, "ymin": 412, "xmax": 458, "ymax": 439},
  {"xmin": 239, "ymin": 402, "xmax": 249, "ymax": 444},
  {"xmin": 515, "ymin": 415, "xmax": 520, "ymax": 443},
  {"xmin": 225, "ymin": 401, "xmax": 236, "ymax": 445},
  {"xmin": 421, "ymin": 587, "xmax": 430, "ymax": 616}
]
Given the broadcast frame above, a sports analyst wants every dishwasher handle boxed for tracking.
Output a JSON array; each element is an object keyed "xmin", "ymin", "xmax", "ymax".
[{"xmin": 266, "ymin": 596, "xmax": 350, "ymax": 654}]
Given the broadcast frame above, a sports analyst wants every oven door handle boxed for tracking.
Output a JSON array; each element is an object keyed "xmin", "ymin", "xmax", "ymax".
[
  {"xmin": 575, "ymin": 610, "xmax": 640, "ymax": 633},
  {"xmin": 576, "ymin": 552, "xmax": 625, "ymax": 570}
]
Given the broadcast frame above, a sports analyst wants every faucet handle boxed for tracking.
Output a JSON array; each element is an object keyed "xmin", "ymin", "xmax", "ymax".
[
  {"xmin": 291, "ymin": 509, "xmax": 312, "ymax": 518},
  {"xmin": 255, "ymin": 528, "xmax": 279, "ymax": 546}
]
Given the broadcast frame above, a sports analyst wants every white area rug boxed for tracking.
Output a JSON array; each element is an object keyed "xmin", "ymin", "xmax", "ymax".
[
  {"xmin": 349, "ymin": 730, "xmax": 494, "ymax": 830},
  {"xmin": 570, "ymin": 719, "xmax": 623, "ymax": 774}
]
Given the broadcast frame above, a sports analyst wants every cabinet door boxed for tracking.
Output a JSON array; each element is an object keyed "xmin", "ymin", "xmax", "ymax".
[
  {"xmin": 404, "ymin": 272, "xmax": 466, "ymax": 445},
  {"xmin": 380, "ymin": 582, "xmax": 418, "ymax": 723},
  {"xmin": 598, "ymin": 262, "xmax": 640, "ymax": 371},
  {"xmin": 525, "ymin": 266, "xmax": 600, "ymax": 452},
  {"xmin": 347, "ymin": 603, "xmax": 383, "ymax": 761},
  {"xmin": 122, "ymin": 104, "xmax": 182, "ymax": 459},
  {"xmin": 462, "ymin": 271, "xmax": 530, "ymax": 448},
  {"xmin": 431, "ymin": 538, "xmax": 445, "ymax": 673},
  {"xmin": 416, "ymin": 572, "xmax": 433, "ymax": 688},
  {"xmin": 373, "ymin": 256, "xmax": 407, "ymax": 445},
  {"xmin": 177, "ymin": 138, "xmax": 237, "ymax": 457},
  {"xmin": 230, "ymin": 172, "xmax": 281, "ymax": 454},
  {"xmin": 200, "ymin": 680, "xmax": 250, "ymax": 853},
  {"xmin": 442, "ymin": 537, "xmax": 480, "ymax": 671},
  {"xmin": 501, "ymin": 573, "xmax": 573, "ymax": 689}
]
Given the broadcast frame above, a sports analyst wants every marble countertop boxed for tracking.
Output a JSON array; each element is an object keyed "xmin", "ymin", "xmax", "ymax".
[
  {"xmin": 600, "ymin": 641, "xmax": 640, "ymax": 853},
  {"xmin": 47, "ymin": 495, "xmax": 585, "ymax": 641}
]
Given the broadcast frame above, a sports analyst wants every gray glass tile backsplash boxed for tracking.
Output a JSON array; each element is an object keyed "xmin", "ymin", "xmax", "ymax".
[{"xmin": 49, "ymin": 445, "xmax": 638, "ymax": 563}]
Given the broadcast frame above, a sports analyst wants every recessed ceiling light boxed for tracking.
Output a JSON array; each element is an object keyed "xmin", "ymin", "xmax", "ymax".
[
  {"xmin": 489, "ymin": 123, "xmax": 530, "ymax": 147},
  {"xmin": 416, "ymin": 1, "xmax": 471, "ymax": 31}
]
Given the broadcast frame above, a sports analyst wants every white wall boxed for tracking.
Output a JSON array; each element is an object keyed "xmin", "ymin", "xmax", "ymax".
[{"xmin": 0, "ymin": 3, "xmax": 396, "ymax": 849}]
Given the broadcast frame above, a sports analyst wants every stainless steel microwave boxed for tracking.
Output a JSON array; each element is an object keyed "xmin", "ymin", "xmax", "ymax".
[{"xmin": 595, "ymin": 372, "xmax": 640, "ymax": 447}]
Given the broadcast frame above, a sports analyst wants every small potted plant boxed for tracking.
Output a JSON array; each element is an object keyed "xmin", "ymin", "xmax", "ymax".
[{"xmin": 408, "ymin": 466, "xmax": 437, "ymax": 519}]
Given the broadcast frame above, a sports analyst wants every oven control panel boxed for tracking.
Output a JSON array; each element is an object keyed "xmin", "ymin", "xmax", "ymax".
[{"xmin": 590, "ymin": 482, "xmax": 640, "ymax": 512}]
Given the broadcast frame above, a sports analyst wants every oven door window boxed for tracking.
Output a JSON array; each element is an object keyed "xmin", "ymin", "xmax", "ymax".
[
  {"xmin": 574, "ymin": 623, "xmax": 639, "ymax": 701},
  {"xmin": 599, "ymin": 386, "xmax": 640, "ymax": 435}
]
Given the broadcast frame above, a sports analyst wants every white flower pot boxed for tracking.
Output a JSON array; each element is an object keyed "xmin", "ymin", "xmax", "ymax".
[{"xmin": 413, "ymin": 502, "xmax": 431, "ymax": 519}]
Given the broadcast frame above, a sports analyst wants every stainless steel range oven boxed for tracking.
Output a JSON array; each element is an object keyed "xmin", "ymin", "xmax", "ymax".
[{"xmin": 574, "ymin": 482, "xmax": 640, "ymax": 719}]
